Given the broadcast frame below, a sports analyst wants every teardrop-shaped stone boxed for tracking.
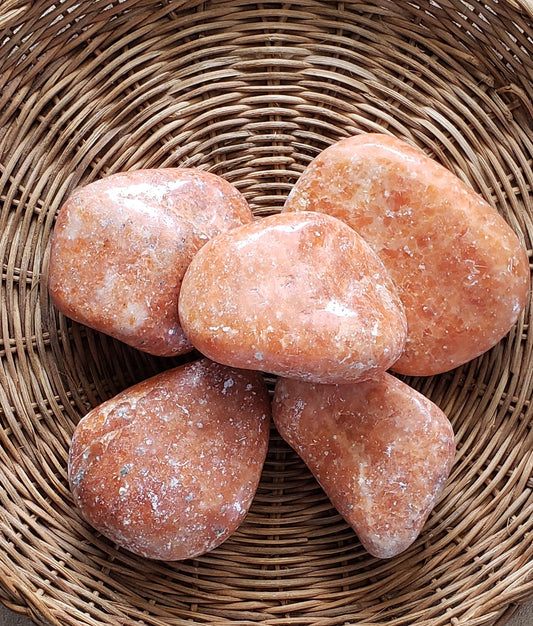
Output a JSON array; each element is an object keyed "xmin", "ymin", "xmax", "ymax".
[
  {"xmin": 273, "ymin": 373, "xmax": 455, "ymax": 558},
  {"xmin": 69, "ymin": 358, "xmax": 271, "ymax": 561}
]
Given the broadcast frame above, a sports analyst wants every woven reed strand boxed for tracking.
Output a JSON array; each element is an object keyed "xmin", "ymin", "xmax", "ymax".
[{"xmin": 0, "ymin": 1, "xmax": 532, "ymax": 624}]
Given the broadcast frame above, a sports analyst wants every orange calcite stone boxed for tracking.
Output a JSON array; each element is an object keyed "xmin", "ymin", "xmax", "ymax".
[
  {"xmin": 49, "ymin": 168, "xmax": 253, "ymax": 356},
  {"xmin": 273, "ymin": 373, "xmax": 455, "ymax": 558},
  {"xmin": 283, "ymin": 133, "xmax": 530, "ymax": 375},
  {"xmin": 68, "ymin": 358, "xmax": 271, "ymax": 561},
  {"xmin": 178, "ymin": 211, "xmax": 407, "ymax": 384}
]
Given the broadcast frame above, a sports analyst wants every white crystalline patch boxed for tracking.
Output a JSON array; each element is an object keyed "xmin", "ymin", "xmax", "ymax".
[
  {"xmin": 291, "ymin": 398, "xmax": 307, "ymax": 422},
  {"xmin": 121, "ymin": 301, "xmax": 149, "ymax": 329},
  {"xmin": 233, "ymin": 219, "xmax": 310, "ymax": 250},
  {"xmin": 324, "ymin": 299, "xmax": 358, "ymax": 318},
  {"xmin": 511, "ymin": 296, "xmax": 523, "ymax": 320},
  {"xmin": 222, "ymin": 378, "xmax": 234, "ymax": 394},
  {"xmin": 64, "ymin": 209, "xmax": 87, "ymax": 241},
  {"xmin": 357, "ymin": 462, "xmax": 373, "ymax": 498},
  {"xmin": 176, "ymin": 403, "xmax": 190, "ymax": 417},
  {"xmin": 113, "ymin": 405, "xmax": 131, "ymax": 419},
  {"xmin": 148, "ymin": 491, "xmax": 160, "ymax": 513},
  {"xmin": 105, "ymin": 181, "xmax": 187, "ymax": 228},
  {"xmin": 94, "ymin": 268, "xmax": 119, "ymax": 302},
  {"xmin": 384, "ymin": 205, "xmax": 413, "ymax": 219},
  {"xmin": 92, "ymin": 270, "xmax": 149, "ymax": 329}
]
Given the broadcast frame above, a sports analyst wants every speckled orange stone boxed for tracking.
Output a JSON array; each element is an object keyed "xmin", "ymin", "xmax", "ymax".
[
  {"xmin": 273, "ymin": 373, "xmax": 455, "ymax": 558},
  {"xmin": 68, "ymin": 358, "xmax": 271, "ymax": 561},
  {"xmin": 48, "ymin": 168, "xmax": 253, "ymax": 356},
  {"xmin": 283, "ymin": 133, "xmax": 530, "ymax": 376},
  {"xmin": 179, "ymin": 211, "xmax": 407, "ymax": 384}
]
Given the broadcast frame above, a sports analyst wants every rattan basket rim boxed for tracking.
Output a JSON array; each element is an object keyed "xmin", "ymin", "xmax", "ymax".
[{"xmin": 0, "ymin": 1, "xmax": 532, "ymax": 625}]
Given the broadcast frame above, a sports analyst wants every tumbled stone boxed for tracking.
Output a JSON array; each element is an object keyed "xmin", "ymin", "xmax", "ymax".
[
  {"xmin": 48, "ymin": 168, "xmax": 253, "ymax": 356},
  {"xmin": 178, "ymin": 211, "xmax": 407, "ymax": 384},
  {"xmin": 283, "ymin": 133, "xmax": 530, "ymax": 375},
  {"xmin": 68, "ymin": 358, "xmax": 271, "ymax": 561},
  {"xmin": 272, "ymin": 373, "xmax": 455, "ymax": 558}
]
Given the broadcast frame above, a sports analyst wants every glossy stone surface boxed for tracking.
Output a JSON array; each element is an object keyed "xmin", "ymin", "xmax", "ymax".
[
  {"xmin": 273, "ymin": 373, "xmax": 455, "ymax": 558},
  {"xmin": 283, "ymin": 133, "xmax": 530, "ymax": 376},
  {"xmin": 68, "ymin": 358, "xmax": 271, "ymax": 561},
  {"xmin": 49, "ymin": 168, "xmax": 253, "ymax": 356},
  {"xmin": 179, "ymin": 211, "xmax": 407, "ymax": 384}
]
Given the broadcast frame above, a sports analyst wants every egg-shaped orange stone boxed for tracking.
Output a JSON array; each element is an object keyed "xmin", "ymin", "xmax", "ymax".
[
  {"xmin": 273, "ymin": 373, "xmax": 455, "ymax": 558},
  {"xmin": 49, "ymin": 168, "xmax": 253, "ymax": 356},
  {"xmin": 68, "ymin": 358, "xmax": 271, "ymax": 561},
  {"xmin": 179, "ymin": 211, "xmax": 407, "ymax": 384},
  {"xmin": 283, "ymin": 133, "xmax": 530, "ymax": 376}
]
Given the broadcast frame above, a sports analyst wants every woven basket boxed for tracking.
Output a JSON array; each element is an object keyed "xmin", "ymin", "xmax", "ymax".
[{"xmin": 1, "ymin": 1, "xmax": 532, "ymax": 624}]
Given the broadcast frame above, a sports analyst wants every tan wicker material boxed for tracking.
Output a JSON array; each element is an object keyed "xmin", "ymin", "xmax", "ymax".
[{"xmin": 0, "ymin": 1, "xmax": 532, "ymax": 624}]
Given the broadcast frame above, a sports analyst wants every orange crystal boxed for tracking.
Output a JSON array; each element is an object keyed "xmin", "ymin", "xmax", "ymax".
[
  {"xmin": 49, "ymin": 168, "xmax": 253, "ymax": 356},
  {"xmin": 273, "ymin": 373, "xmax": 455, "ymax": 558},
  {"xmin": 178, "ymin": 211, "xmax": 407, "ymax": 384},
  {"xmin": 68, "ymin": 358, "xmax": 271, "ymax": 561},
  {"xmin": 283, "ymin": 133, "xmax": 530, "ymax": 375}
]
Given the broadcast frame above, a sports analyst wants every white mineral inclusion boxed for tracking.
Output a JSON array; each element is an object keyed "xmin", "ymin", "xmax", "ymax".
[
  {"xmin": 105, "ymin": 180, "xmax": 189, "ymax": 226},
  {"xmin": 63, "ymin": 207, "xmax": 86, "ymax": 241},
  {"xmin": 324, "ymin": 299, "xmax": 359, "ymax": 318}
]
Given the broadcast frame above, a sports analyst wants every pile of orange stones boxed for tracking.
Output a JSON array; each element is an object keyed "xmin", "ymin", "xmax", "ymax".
[{"xmin": 49, "ymin": 133, "xmax": 530, "ymax": 562}]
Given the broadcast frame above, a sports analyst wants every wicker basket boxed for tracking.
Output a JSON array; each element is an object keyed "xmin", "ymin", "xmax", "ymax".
[{"xmin": 0, "ymin": 1, "xmax": 532, "ymax": 624}]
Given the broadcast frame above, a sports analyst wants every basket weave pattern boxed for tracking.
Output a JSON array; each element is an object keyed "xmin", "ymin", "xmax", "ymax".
[{"xmin": 0, "ymin": 1, "xmax": 532, "ymax": 624}]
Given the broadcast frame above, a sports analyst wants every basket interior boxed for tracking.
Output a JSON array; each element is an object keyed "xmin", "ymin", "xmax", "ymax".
[{"xmin": 0, "ymin": 1, "xmax": 532, "ymax": 624}]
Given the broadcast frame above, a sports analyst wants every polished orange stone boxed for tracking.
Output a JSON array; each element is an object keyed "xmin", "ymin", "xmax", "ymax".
[
  {"xmin": 273, "ymin": 373, "xmax": 455, "ymax": 558},
  {"xmin": 48, "ymin": 168, "xmax": 253, "ymax": 356},
  {"xmin": 283, "ymin": 133, "xmax": 530, "ymax": 376},
  {"xmin": 179, "ymin": 211, "xmax": 407, "ymax": 384},
  {"xmin": 68, "ymin": 358, "xmax": 271, "ymax": 561}
]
